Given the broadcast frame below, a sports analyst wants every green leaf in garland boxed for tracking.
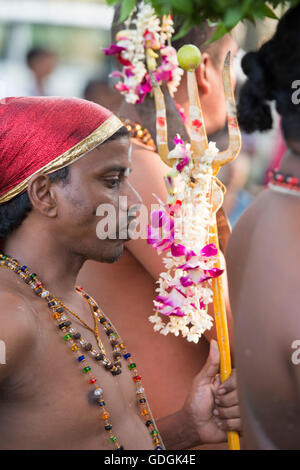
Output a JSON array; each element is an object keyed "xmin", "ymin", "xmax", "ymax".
[
  {"xmin": 119, "ymin": 0, "xmax": 137, "ymax": 23},
  {"xmin": 206, "ymin": 22, "xmax": 229, "ymax": 44},
  {"xmin": 170, "ymin": 0, "xmax": 194, "ymax": 14},
  {"xmin": 150, "ymin": 0, "xmax": 170, "ymax": 15},
  {"xmin": 173, "ymin": 16, "xmax": 195, "ymax": 40},
  {"xmin": 261, "ymin": 4, "xmax": 279, "ymax": 19},
  {"xmin": 224, "ymin": 7, "xmax": 244, "ymax": 29},
  {"xmin": 106, "ymin": 0, "xmax": 120, "ymax": 6}
]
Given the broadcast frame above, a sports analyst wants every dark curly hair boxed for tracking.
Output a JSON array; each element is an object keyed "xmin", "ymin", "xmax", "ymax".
[{"xmin": 237, "ymin": 4, "xmax": 300, "ymax": 143}]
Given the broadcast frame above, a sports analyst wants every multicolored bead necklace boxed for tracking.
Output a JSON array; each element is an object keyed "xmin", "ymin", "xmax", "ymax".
[
  {"xmin": 0, "ymin": 253, "xmax": 164, "ymax": 450},
  {"xmin": 269, "ymin": 169, "xmax": 300, "ymax": 198}
]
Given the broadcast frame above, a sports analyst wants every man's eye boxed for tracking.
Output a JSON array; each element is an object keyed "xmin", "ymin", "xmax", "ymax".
[{"xmin": 105, "ymin": 178, "xmax": 121, "ymax": 189}]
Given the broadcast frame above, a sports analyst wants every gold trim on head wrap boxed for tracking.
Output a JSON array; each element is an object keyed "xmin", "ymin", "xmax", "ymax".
[{"xmin": 0, "ymin": 114, "xmax": 123, "ymax": 205}]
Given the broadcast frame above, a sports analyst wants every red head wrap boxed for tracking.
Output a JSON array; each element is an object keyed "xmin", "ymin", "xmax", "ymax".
[{"xmin": 0, "ymin": 96, "xmax": 123, "ymax": 204}]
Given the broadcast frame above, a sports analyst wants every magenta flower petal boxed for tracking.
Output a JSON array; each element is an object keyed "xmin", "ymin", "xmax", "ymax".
[
  {"xmin": 180, "ymin": 276, "xmax": 194, "ymax": 287},
  {"xmin": 124, "ymin": 67, "xmax": 134, "ymax": 77},
  {"xmin": 151, "ymin": 210, "xmax": 168, "ymax": 228},
  {"xmin": 109, "ymin": 71, "xmax": 123, "ymax": 78},
  {"xmin": 115, "ymin": 83, "xmax": 129, "ymax": 92},
  {"xmin": 103, "ymin": 44, "xmax": 125, "ymax": 55},
  {"xmin": 186, "ymin": 250, "xmax": 197, "ymax": 261},
  {"xmin": 147, "ymin": 226, "xmax": 160, "ymax": 244},
  {"xmin": 175, "ymin": 288, "xmax": 187, "ymax": 299},
  {"xmin": 171, "ymin": 243, "xmax": 186, "ymax": 257},
  {"xmin": 174, "ymin": 136, "xmax": 184, "ymax": 146},
  {"xmin": 170, "ymin": 308, "xmax": 186, "ymax": 317},
  {"xmin": 176, "ymin": 156, "xmax": 190, "ymax": 172},
  {"xmin": 206, "ymin": 268, "xmax": 224, "ymax": 278},
  {"xmin": 201, "ymin": 243, "xmax": 218, "ymax": 257}
]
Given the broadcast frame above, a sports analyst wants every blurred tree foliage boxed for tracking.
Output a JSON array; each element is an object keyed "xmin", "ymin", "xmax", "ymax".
[{"xmin": 106, "ymin": 0, "xmax": 300, "ymax": 41}]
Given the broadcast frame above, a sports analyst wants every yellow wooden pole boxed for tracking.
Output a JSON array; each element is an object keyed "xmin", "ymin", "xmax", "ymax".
[{"xmin": 210, "ymin": 218, "xmax": 240, "ymax": 450}]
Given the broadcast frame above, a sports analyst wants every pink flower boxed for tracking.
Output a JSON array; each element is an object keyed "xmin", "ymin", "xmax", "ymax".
[
  {"xmin": 114, "ymin": 83, "xmax": 130, "ymax": 93},
  {"xmin": 186, "ymin": 250, "xmax": 197, "ymax": 261},
  {"xmin": 200, "ymin": 243, "xmax": 218, "ymax": 257},
  {"xmin": 109, "ymin": 71, "xmax": 123, "ymax": 79},
  {"xmin": 206, "ymin": 268, "xmax": 224, "ymax": 278},
  {"xmin": 118, "ymin": 54, "xmax": 132, "ymax": 67},
  {"xmin": 174, "ymin": 136, "xmax": 184, "ymax": 146},
  {"xmin": 171, "ymin": 243, "xmax": 186, "ymax": 257},
  {"xmin": 124, "ymin": 67, "xmax": 134, "ymax": 78},
  {"xmin": 137, "ymin": 76, "xmax": 153, "ymax": 103},
  {"xmin": 176, "ymin": 156, "xmax": 190, "ymax": 172},
  {"xmin": 180, "ymin": 276, "xmax": 194, "ymax": 287},
  {"xmin": 151, "ymin": 210, "xmax": 167, "ymax": 228},
  {"xmin": 154, "ymin": 292, "xmax": 186, "ymax": 317},
  {"xmin": 103, "ymin": 44, "xmax": 125, "ymax": 55},
  {"xmin": 155, "ymin": 68, "xmax": 172, "ymax": 83}
]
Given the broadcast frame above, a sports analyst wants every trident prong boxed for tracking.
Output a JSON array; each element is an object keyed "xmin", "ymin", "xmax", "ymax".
[
  {"xmin": 150, "ymin": 72, "xmax": 172, "ymax": 167},
  {"xmin": 187, "ymin": 69, "xmax": 208, "ymax": 158},
  {"xmin": 212, "ymin": 52, "xmax": 242, "ymax": 175}
]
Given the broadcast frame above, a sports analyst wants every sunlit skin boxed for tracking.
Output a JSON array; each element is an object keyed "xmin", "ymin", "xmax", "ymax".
[
  {"xmin": 0, "ymin": 135, "xmax": 240, "ymax": 449},
  {"xmin": 174, "ymin": 34, "xmax": 239, "ymax": 136},
  {"xmin": 78, "ymin": 33, "xmax": 239, "ymax": 450}
]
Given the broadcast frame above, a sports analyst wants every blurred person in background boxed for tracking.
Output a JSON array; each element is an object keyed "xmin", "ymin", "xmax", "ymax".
[
  {"xmin": 26, "ymin": 47, "xmax": 58, "ymax": 96},
  {"xmin": 227, "ymin": 4, "xmax": 300, "ymax": 449},
  {"xmin": 83, "ymin": 78, "xmax": 122, "ymax": 114}
]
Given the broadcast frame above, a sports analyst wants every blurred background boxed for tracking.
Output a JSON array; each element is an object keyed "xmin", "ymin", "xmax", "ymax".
[{"xmin": 0, "ymin": 0, "xmax": 287, "ymax": 226}]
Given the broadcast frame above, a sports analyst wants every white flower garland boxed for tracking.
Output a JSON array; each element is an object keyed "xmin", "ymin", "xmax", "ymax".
[
  {"xmin": 104, "ymin": 1, "xmax": 183, "ymax": 104},
  {"xmin": 148, "ymin": 140, "xmax": 223, "ymax": 343}
]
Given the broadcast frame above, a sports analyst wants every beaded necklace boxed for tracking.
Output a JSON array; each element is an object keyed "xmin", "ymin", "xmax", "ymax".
[
  {"xmin": 120, "ymin": 118, "xmax": 156, "ymax": 150},
  {"xmin": 269, "ymin": 169, "xmax": 300, "ymax": 198},
  {"xmin": 0, "ymin": 253, "xmax": 164, "ymax": 450}
]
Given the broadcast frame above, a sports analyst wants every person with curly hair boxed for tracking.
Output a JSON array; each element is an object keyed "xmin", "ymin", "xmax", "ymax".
[{"xmin": 227, "ymin": 4, "xmax": 300, "ymax": 449}]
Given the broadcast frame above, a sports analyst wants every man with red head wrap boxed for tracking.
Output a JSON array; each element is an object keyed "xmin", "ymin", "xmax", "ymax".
[{"xmin": 0, "ymin": 96, "xmax": 240, "ymax": 449}]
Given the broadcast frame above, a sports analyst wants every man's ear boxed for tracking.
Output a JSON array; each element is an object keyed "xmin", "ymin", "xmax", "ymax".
[
  {"xmin": 27, "ymin": 173, "xmax": 58, "ymax": 217},
  {"xmin": 195, "ymin": 52, "xmax": 212, "ymax": 96}
]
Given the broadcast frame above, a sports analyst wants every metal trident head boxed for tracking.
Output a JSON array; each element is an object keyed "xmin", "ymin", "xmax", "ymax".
[{"xmin": 152, "ymin": 50, "xmax": 241, "ymax": 174}]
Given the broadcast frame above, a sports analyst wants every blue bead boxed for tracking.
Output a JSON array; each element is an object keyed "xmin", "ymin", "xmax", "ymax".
[
  {"xmin": 21, "ymin": 265, "xmax": 27, "ymax": 272},
  {"xmin": 97, "ymin": 400, "xmax": 106, "ymax": 406},
  {"xmin": 155, "ymin": 446, "xmax": 163, "ymax": 450},
  {"xmin": 123, "ymin": 353, "xmax": 131, "ymax": 359},
  {"xmin": 78, "ymin": 355, "xmax": 85, "ymax": 362}
]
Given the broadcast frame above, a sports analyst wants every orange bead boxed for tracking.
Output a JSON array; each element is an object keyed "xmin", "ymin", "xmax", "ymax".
[
  {"xmin": 141, "ymin": 409, "xmax": 149, "ymax": 416},
  {"xmin": 101, "ymin": 412, "xmax": 110, "ymax": 420}
]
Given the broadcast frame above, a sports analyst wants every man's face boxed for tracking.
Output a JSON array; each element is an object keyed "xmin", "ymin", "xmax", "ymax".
[
  {"xmin": 52, "ymin": 135, "xmax": 141, "ymax": 263},
  {"xmin": 31, "ymin": 53, "xmax": 57, "ymax": 79},
  {"xmin": 199, "ymin": 33, "xmax": 239, "ymax": 135}
]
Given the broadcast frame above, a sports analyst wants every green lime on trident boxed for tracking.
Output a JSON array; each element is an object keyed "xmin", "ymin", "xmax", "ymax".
[{"xmin": 177, "ymin": 44, "xmax": 202, "ymax": 71}]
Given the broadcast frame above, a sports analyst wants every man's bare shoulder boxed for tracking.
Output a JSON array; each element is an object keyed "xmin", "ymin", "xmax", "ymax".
[{"xmin": 0, "ymin": 276, "xmax": 38, "ymax": 382}]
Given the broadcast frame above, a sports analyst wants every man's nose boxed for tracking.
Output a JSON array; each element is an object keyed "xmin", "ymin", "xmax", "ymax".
[{"xmin": 126, "ymin": 180, "xmax": 142, "ymax": 208}]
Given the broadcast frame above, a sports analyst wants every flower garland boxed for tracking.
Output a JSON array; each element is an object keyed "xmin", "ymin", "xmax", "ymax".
[
  {"xmin": 103, "ymin": 1, "xmax": 183, "ymax": 104},
  {"xmin": 148, "ymin": 136, "xmax": 224, "ymax": 343}
]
